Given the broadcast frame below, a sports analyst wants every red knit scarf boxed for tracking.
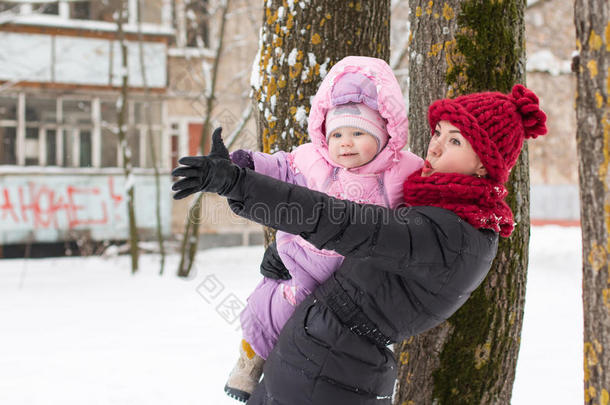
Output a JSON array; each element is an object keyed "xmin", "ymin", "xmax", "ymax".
[{"xmin": 402, "ymin": 169, "xmax": 515, "ymax": 237}]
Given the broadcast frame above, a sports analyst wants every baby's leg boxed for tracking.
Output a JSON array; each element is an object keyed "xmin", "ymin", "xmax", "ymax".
[
  {"xmin": 240, "ymin": 277, "xmax": 303, "ymax": 359},
  {"xmin": 224, "ymin": 339, "xmax": 265, "ymax": 402}
]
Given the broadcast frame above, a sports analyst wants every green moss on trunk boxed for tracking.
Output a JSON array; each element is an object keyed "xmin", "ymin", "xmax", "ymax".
[
  {"xmin": 446, "ymin": 0, "xmax": 525, "ymax": 95},
  {"xmin": 430, "ymin": 1, "xmax": 527, "ymax": 403}
]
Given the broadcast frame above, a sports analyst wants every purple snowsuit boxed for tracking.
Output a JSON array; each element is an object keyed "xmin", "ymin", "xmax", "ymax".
[{"xmin": 238, "ymin": 57, "xmax": 423, "ymax": 359}]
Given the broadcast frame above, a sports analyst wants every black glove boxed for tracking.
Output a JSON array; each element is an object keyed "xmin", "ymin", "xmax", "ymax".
[
  {"xmin": 172, "ymin": 127, "xmax": 241, "ymax": 200},
  {"xmin": 260, "ymin": 241, "xmax": 291, "ymax": 280}
]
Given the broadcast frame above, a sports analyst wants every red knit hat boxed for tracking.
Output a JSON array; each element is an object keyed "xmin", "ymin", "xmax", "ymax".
[{"xmin": 427, "ymin": 84, "xmax": 547, "ymax": 183}]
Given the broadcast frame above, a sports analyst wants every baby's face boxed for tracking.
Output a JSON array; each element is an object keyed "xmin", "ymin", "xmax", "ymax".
[{"xmin": 327, "ymin": 126, "xmax": 378, "ymax": 168}]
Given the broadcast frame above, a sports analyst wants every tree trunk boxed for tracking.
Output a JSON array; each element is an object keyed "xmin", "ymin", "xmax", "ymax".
[
  {"xmin": 573, "ymin": 0, "xmax": 610, "ymax": 402},
  {"xmin": 395, "ymin": 1, "xmax": 527, "ymax": 404},
  {"xmin": 177, "ymin": 0, "xmax": 230, "ymax": 278},
  {"xmin": 252, "ymin": 0, "xmax": 390, "ymax": 245},
  {"xmin": 137, "ymin": 0, "xmax": 165, "ymax": 275},
  {"xmin": 117, "ymin": 0, "xmax": 139, "ymax": 274}
]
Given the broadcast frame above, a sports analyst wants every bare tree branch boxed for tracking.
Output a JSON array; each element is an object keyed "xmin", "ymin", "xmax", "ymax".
[{"xmin": 226, "ymin": 103, "xmax": 253, "ymax": 149}]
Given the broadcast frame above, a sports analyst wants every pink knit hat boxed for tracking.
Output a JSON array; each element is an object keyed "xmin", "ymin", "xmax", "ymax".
[{"xmin": 325, "ymin": 103, "xmax": 389, "ymax": 153}]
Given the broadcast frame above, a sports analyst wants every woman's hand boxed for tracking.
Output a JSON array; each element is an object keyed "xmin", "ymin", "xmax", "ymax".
[{"xmin": 172, "ymin": 127, "xmax": 240, "ymax": 200}]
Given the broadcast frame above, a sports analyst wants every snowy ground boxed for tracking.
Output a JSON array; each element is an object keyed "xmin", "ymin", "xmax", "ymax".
[{"xmin": 0, "ymin": 226, "xmax": 582, "ymax": 405}]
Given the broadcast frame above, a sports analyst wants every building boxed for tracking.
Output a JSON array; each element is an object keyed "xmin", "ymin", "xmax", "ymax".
[
  {"xmin": 0, "ymin": 0, "xmax": 263, "ymax": 256},
  {"xmin": 0, "ymin": 0, "xmax": 579, "ymax": 258}
]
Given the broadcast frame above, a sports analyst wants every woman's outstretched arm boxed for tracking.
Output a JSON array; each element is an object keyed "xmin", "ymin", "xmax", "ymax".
[
  {"xmin": 172, "ymin": 129, "xmax": 480, "ymax": 267},
  {"xmin": 225, "ymin": 166, "xmax": 467, "ymax": 266}
]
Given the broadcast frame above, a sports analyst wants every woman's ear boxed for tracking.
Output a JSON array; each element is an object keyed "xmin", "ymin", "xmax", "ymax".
[{"xmin": 475, "ymin": 164, "xmax": 488, "ymax": 178}]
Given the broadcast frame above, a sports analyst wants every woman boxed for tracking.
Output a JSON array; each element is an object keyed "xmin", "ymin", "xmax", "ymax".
[{"xmin": 172, "ymin": 85, "xmax": 547, "ymax": 404}]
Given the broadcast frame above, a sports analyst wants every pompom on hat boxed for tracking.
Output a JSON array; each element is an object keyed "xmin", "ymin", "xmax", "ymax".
[{"xmin": 427, "ymin": 84, "xmax": 548, "ymax": 184}]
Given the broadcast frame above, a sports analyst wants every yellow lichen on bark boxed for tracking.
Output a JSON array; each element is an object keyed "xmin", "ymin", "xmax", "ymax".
[
  {"xmin": 588, "ymin": 242, "xmax": 608, "ymax": 272},
  {"xmin": 601, "ymin": 389, "xmax": 609, "ymax": 405},
  {"xmin": 261, "ymin": 128, "xmax": 270, "ymax": 153},
  {"xmin": 584, "ymin": 340, "xmax": 603, "ymax": 385},
  {"xmin": 286, "ymin": 13, "xmax": 294, "ymax": 30},
  {"xmin": 273, "ymin": 35, "xmax": 283, "ymax": 48},
  {"xmin": 266, "ymin": 77, "xmax": 278, "ymax": 102},
  {"xmin": 597, "ymin": 91, "xmax": 604, "ymax": 108},
  {"xmin": 589, "ymin": 30, "xmax": 603, "ymax": 52},
  {"xmin": 415, "ymin": 6, "xmax": 423, "ymax": 17},
  {"xmin": 428, "ymin": 42, "xmax": 444, "ymax": 57},
  {"xmin": 589, "ymin": 385, "xmax": 597, "ymax": 401},
  {"xmin": 426, "ymin": 1, "xmax": 434, "ymax": 15},
  {"xmin": 289, "ymin": 62, "xmax": 303, "ymax": 79},
  {"xmin": 311, "ymin": 33, "xmax": 321, "ymax": 45},
  {"xmin": 266, "ymin": 8, "xmax": 277, "ymax": 25},
  {"xmin": 442, "ymin": 3, "xmax": 454, "ymax": 20},
  {"xmin": 399, "ymin": 351, "xmax": 410, "ymax": 365},
  {"xmin": 589, "ymin": 60, "xmax": 599, "ymax": 78},
  {"xmin": 473, "ymin": 341, "xmax": 491, "ymax": 370}
]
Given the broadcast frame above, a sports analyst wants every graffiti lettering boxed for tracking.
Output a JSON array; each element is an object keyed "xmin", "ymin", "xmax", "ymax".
[{"xmin": 0, "ymin": 177, "xmax": 123, "ymax": 230}]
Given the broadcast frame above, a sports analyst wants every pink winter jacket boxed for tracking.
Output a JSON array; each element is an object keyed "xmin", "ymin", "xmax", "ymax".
[{"xmin": 239, "ymin": 56, "xmax": 423, "ymax": 359}]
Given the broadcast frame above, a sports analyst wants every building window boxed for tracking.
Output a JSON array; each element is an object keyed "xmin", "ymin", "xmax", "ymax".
[
  {"xmin": 0, "ymin": 94, "xmax": 164, "ymax": 169},
  {"xmin": 169, "ymin": 121, "xmax": 180, "ymax": 170},
  {"xmin": 0, "ymin": 127, "xmax": 17, "ymax": 165},
  {"xmin": 4, "ymin": 0, "xmax": 152, "ymax": 23},
  {"xmin": 46, "ymin": 129, "xmax": 57, "ymax": 166},
  {"xmin": 101, "ymin": 101, "xmax": 119, "ymax": 167},
  {"xmin": 24, "ymin": 127, "xmax": 40, "ymax": 166},
  {"xmin": 100, "ymin": 98, "xmax": 164, "ymax": 168},
  {"xmin": 69, "ymin": 1, "xmax": 91, "ymax": 20},
  {"xmin": 79, "ymin": 130, "xmax": 92, "ymax": 167},
  {"xmin": 0, "ymin": 95, "xmax": 18, "ymax": 165},
  {"xmin": 0, "ymin": 3, "xmax": 19, "ymax": 13},
  {"xmin": 185, "ymin": 1, "xmax": 209, "ymax": 48},
  {"xmin": 24, "ymin": 97, "xmax": 57, "ymax": 166},
  {"xmin": 36, "ymin": 2, "xmax": 59, "ymax": 15},
  {"xmin": 61, "ymin": 99, "xmax": 92, "ymax": 167},
  {"xmin": 139, "ymin": 0, "xmax": 163, "ymax": 24},
  {"xmin": 173, "ymin": 0, "xmax": 209, "ymax": 48}
]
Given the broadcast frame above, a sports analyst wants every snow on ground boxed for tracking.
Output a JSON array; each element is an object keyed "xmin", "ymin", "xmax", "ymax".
[{"xmin": 0, "ymin": 226, "xmax": 582, "ymax": 405}]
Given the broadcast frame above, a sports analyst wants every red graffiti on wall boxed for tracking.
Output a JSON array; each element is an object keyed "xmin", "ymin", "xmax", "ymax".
[{"xmin": 0, "ymin": 177, "xmax": 124, "ymax": 229}]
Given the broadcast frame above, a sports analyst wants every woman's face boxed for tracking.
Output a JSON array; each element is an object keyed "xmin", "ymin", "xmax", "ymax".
[{"xmin": 422, "ymin": 120, "xmax": 487, "ymax": 177}]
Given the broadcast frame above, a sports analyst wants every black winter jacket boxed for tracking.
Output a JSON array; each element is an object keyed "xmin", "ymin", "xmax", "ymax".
[{"xmin": 224, "ymin": 168, "xmax": 499, "ymax": 405}]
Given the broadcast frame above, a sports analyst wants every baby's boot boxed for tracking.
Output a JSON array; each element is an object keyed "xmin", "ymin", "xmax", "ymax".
[{"xmin": 224, "ymin": 339, "xmax": 265, "ymax": 402}]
